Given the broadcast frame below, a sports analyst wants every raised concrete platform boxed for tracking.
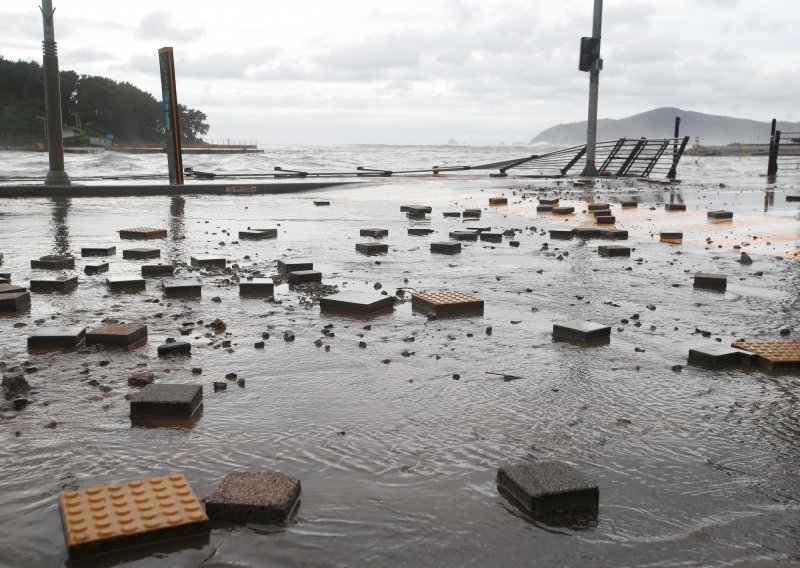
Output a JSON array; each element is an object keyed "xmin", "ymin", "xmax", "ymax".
[
  {"xmin": 320, "ymin": 291, "xmax": 396, "ymax": 314},
  {"xmin": 204, "ymin": 472, "xmax": 301, "ymax": 522},
  {"xmin": 130, "ymin": 384, "xmax": 203, "ymax": 418},
  {"xmin": 497, "ymin": 462, "xmax": 599, "ymax": 517}
]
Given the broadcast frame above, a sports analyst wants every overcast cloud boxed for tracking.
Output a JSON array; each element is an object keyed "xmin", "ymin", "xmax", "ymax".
[{"xmin": 2, "ymin": 0, "xmax": 798, "ymax": 144}]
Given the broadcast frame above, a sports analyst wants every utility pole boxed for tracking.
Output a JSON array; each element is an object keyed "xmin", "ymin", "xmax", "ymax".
[
  {"xmin": 40, "ymin": 0, "xmax": 70, "ymax": 186},
  {"xmin": 581, "ymin": 0, "xmax": 603, "ymax": 177}
]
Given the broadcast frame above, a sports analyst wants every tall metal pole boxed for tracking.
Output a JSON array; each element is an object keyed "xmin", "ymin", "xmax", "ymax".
[
  {"xmin": 582, "ymin": 0, "xmax": 603, "ymax": 177},
  {"xmin": 40, "ymin": 0, "xmax": 70, "ymax": 186}
]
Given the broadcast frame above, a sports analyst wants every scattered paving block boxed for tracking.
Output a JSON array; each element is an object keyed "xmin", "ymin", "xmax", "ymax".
[
  {"xmin": 431, "ymin": 242, "xmax": 461, "ymax": 254},
  {"xmin": 0, "ymin": 272, "xmax": 10, "ymax": 282},
  {"xmin": 277, "ymin": 259, "xmax": 313, "ymax": 272},
  {"xmin": 0, "ymin": 276, "xmax": 8, "ymax": 285},
  {"xmin": 288, "ymin": 270, "xmax": 322, "ymax": 284},
  {"xmin": 31, "ymin": 255, "xmax": 75, "ymax": 270},
  {"xmin": 106, "ymin": 276, "xmax": 145, "ymax": 293},
  {"xmin": 86, "ymin": 324, "xmax": 147, "ymax": 347},
  {"xmin": 119, "ymin": 227, "xmax": 167, "ymax": 239},
  {"xmin": 313, "ymin": 200, "xmax": 330, "ymax": 206},
  {"xmin": 59, "ymin": 473, "xmax": 209, "ymax": 561},
  {"xmin": 660, "ymin": 231, "xmax": 683, "ymax": 242},
  {"xmin": 466, "ymin": 226, "xmax": 491, "ymax": 232},
  {"xmin": 573, "ymin": 227, "xmax": 601, "ymax": 239},
  {"xmin": 162, "ymin": 280, "xmax": 202, "ymax": 297},
  {"xmin": 443, "ymin": 211, "xmax": 461, "ymax": 218},
  {"xmin": 539, "ymin": 198, "xmax": 559, "ymax": 205},
  {"xmin": 142, "ymin": 264, "xmax": 175, "ymax": 277},
  {"xmin": 597, "ymin": 228, "xmax": 628, "ymax": 240},
  {"xmin": 688, "ymin": 344, "xmax": 754, "ymax": 368},
  {"xmin": 497, "ymin": 462, "xmax": 599, "ymax": 517},
  {"xmin": 731, "ymin": 341, "xmax": 800, "ymax": 371},
  {"xmin": 0, "ymin": 252, "xmax": 3, "ymax": 265},
  {"xmin": 123, "ymin": 248, "xmax": 160, "ymax": 260},
  {"xmin": 553, "ymin": 320, "xmax": 611, "ymax": 342},
  {"xmin": 620, "ymin": 201, "xmax": 638, "ymax": 208},
  {"xmin": 240, "ymin": 277, "xmax": 275, "ymax": 296},
  {"xmin": 597, "ymin": 245, "xmax": 630, "ymax": 257},
  {"xmin": 27, "ymin": 326, "xmax": 86, "ymax": 349},
  {"xmin": 190, "ymin": 255, "xmax": 226, "ymax": 269},
  {"xmin": 665, "ymin": 203, "xmax": 686, "ymax": 211},
  {"xmin": 400, "ymin": 204, "xmax": 432, "ymax": 214},
  {"xmin": 0, "ymin": 283, "xmax": 26, "ymax": 295},
  {"xmin": 84, "ymin": 262, "xmax": 109, "ymax": 275},
  {"xmin": 449, "ymin": 230, "xmax": 479, "ymax": 241},
  {"xmin": 708, "ymin": 210, "xmax": 733, "ymax": 220},
  {"xmin": 408, "ymin": 228, "xmax": 434, "ymax": 236},
  {"xmin": 157, "ymin": 342, "xmax": 192, "ymax": 356},
  {"xmin": 489, "ymin": 197, "xmax": 508, "ymax": 205},
  {"xmin": 130, "ymin": 384, "xmax": 202, "ymax": 418},
  {"xmin": 549, "ymin": 229, "xmax": 575, "ymax": 240},
  {"xmin": 320, "ymin": 291, "xmax": 396, "ymax": 314},
  {"xmin": 694, "ymin": 272, "xmax": 727, "ymax": 291},
  {"xmin": 552, "ymin": 206, "xmax": 575, "ymax": 214},
  {"xmin": 30, "ymin": 277, "xmax": 79, "ymax": 294},
  {"xmin": 592, "ymin": 209, "xmax": 612, "ymax": 217},
  {"xmin": 239, "ymin": 229, "xmax": 277, "ymax": 240},
  {"xmin": 412, "ymin": 290, "xmax": 484, "ymax": 316},
  {"xmin": 462, "ymin": 209, "xmax": 482, "ymax": 218},
  {"xmin": 0, "ymin": 291, "xmax": 31, "ymax": 311},
  {"xmin": 587, "ymin": 203, "xmax": 609, "ymax": 211},
  {"xmin": 360, "ymin": 228, "xmax": 388, "ymax": 238},
  {"xmin": 536, "ymin": 205, "xmax": 553, "ymax": 212},
  {"xmin": 479, "ymin": 232, "xmax": 503, "ymax": 243},
  {"xmin": 81, "ymin": 246, "xmax": 116, "ymax": 257},
  {"xmin": 355, "ymin": 242, "xmax": 389, "ymax": 255},
  {"xmin": 595, "ymin": 215, "xmax": 615, "ymax": 225},
  {"xmin": 204, "ymin": 472, "xmax": 301, "ymax": 522},
  {"xmin": 786, "ymin": 195, "xmax": 800, "ymax": 202}
]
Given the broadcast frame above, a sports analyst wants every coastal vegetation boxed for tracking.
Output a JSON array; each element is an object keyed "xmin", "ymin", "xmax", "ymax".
[{"xmin": 0, "ymin": 56, "xmax": 209, "ymax": 146}]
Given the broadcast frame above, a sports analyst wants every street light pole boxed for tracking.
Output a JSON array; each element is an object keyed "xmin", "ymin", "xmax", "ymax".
[
  {"xmin": 39, "ymin": 0, "xmax": 70, "ymax": 186},
  {"xmin": 581, "ymin": 0, "xmax": 603, "ymax": 177}
]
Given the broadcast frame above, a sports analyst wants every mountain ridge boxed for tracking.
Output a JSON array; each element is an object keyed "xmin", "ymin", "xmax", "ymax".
[{"xmin": 530, "ymin": 107, "xmax": 800, "ymax": 146}]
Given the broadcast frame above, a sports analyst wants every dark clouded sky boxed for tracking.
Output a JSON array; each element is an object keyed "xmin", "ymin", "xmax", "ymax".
[{"xmin": 2, "ymin": 0, "xmax": 798, "ymax": 144}]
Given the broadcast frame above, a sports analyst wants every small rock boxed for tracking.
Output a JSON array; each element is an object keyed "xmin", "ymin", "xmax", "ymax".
[
  {"xmin": 780, "ymin": 329, "xmax": 791, "ymax": 336},
  {"xmin": 739, "ymin": 252, "xmax": 753, "ymax": 266},
  {"xmin": 127, "ymin": 372, "xmax": 155, "ymax": 388},
  {"xmin": 671, "ymin": 365, "xmax": 683, "ymax": 373},
  {"xmin": 192, "ymin": 367, "xmax": 203, "ymax": 375},
  {"xmin": 225, "ymin": 372, "xmax": 238, "ymax": 380},
  {"xmin": 2, "ymin": 373, "xmax": 30, "ymax": 398},
  {"xmin": 284, "ymin": 330, "xmax": 295, "ymax": 342},
  {"xmin": 254, "ymin": 341, "xmax": 265, "ymax": 349},
  {"xmin": 44, "ymin": 421, "xmax": 57, "ymax": 429},
  {"xmin": 12, "ymin": 398, "xmax": 29, "ymax": 410},
  {"xmin": 213, "ymin": 382, "xmax": 227, "ymax": 391},
  {"xmin": 237, "ymin": 378, "xmax": 245, "ymax": 388},
  {"xmin": 208, "ymin": 319, "xmax": 227, "ymax": 333},
  {"xmin": 486, "ymin": 326, "xmax": 493, "ymax": 335},
  {"xmin": 453, "ymin": 374, "xmax": 461, "ymax": 380}
]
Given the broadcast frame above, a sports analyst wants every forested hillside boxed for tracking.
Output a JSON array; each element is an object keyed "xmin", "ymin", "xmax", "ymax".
[{"xmin": 0, "ymin": 56, "xmax": 208, "ymax": 145}]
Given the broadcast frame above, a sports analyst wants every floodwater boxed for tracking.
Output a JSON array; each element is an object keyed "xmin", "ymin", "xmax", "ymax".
[{"xmin": 1, "ymin": 149, "xmax": 800, "ymax": 567}]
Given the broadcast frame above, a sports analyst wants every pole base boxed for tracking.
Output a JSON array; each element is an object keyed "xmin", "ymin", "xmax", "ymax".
[
  {"xmin": 45, "ymin": 170, "xmax": 72, "ymax": 186},
  {"xmin": 581, "ymin": 165, "xmax": 598, "ymax": 177}
]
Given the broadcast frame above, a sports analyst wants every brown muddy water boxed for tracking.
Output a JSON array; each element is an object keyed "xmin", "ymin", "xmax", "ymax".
[{"xmin": 1, "ymin": 173, "xmax": 800, "ymax": 567}]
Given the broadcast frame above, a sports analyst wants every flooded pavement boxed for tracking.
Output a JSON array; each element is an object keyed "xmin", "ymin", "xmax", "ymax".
[{"xmin": 1, "ymin": 160, "xmax": 800, "ymax": 566}]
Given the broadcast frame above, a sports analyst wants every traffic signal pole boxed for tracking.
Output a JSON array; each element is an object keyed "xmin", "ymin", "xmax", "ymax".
[
  {"xmin": 40, "ymin": 0, "xmax": 71, "ymax": 186},
  {"xmin": 581, "ymin": 0, "xmax": 603, "ymax": 177}
]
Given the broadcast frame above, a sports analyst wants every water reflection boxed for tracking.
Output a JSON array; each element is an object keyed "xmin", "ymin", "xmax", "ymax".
[
  {"xmin": 49, "ymin": 197, "xmax": 70, "ymax": 256},
  {"xmin": 168, "ymin": 196, "xmax": 186, "ymax": 264},
  {"xmin": 764, "ymin": 189, "xmax": 774, "ymax": 212}
]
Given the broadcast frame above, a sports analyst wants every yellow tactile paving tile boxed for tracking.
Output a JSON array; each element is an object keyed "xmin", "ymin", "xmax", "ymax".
[
  {"xmin": 59, "ymin": 473, "xmax": 209, "ymax": 559},
  {"xmin": 731, "ymin": 341, "xmax": 800, "ymax": 370},
  {"xmin": 412, "ymin": 291, "xmax": 484, "ymax": 315}
]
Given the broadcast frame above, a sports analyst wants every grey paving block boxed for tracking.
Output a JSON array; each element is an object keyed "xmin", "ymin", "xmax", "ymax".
[
  {"xmin": 30, "ymin": 277, "xmax": 79, "ymax": 294},
  {"xmin": 597, "ymin": 229, "xmax": 628, "ymax": 240},
  {"xmin": 84, "ymin": 262, "xmax": 109, "ymax": 275},
  {"xmin": 239, "ymin": 229, "xmax": 277, "ymax": 240},
  {"xmin": 359, "ymin": 228, "xmax": 388, "ymax": 238},
  {"xmin": 129, "ymin": 384, "xmax": 202, "ymax": 418},
  {"xmin": 573, "ymin": 228, "xmax": 602, "ymax": 239},
  {"xmin": 400, "ymin": 204, "xmax": 432, "ymax": 214},
  {"xmin": 277, "ymin": 259, "xmax": 313, "ymax": 272},
  {"xmin": 106, "ymin": 276, "xmax": 145, "ymax": 293},
  {"xmin": 595, "ymin": 215, "xmax": 616, "ymax": 225},
  {"xmin": 27, "ymin": 326, "xmax": 86, "ymax": 349},
  {"xmin": 449, "ymin": 230, "xmax": 479, "ymax": 241},
  {"xmin": 142, "ymin": 264, "xmax": 175, "ymax": 277},
  {"xmin": 553, "ymin": 320, "xmax": 611, "ymax": 342},
  {"xmin": 239, "ymin": 277, "xmax": 274, "ymax": 296},
  {"xmin": 288, "ymin": 270, "xmax": 322, "ymax": 284},
  {"xmin": 620, "ymin": 201, "xmax": 638, "ymax": 208},
  {"xmin": 552, "ymin": 206, "xmax": 575, "ymax": 214},
  {"xmin": 694, "ymin": 273, "xmax": 727, "ymax": 291},
  {"xmin": 313, "ymin": 200, "xmax": 330, "ymax": 206},
  {"xmin": 479, "ymin": 232, "xmax": 503, "ymax": 243},
  {"xmin": 665, "ymin": 203, "xmax": 686, "ymax": 211},
  {"xmin": 320, "ymin": 291, "xmax": 396, "ymax": 314},
  {"xmin": 443, "ymin": 211, "xmax": 461, "ymax": 217},
  {"xmin": 489, "ymin": 197, "xmax": 508, "ymax": 205},
  {"xmin": 0, "ymin": 291, "xmax": 31, "ymax": 311},
  {"xmin": 688, "ymin": 344, "xmax": 754, "ymax": 368},
  {"xmin": 122, "ymin": 248, "xmax": 160, "ymax": 260},
  {"xmin": 462, "ymin": 209, "xmax": 481, "ymax": 218},
  {"xmin": 708, "ymin": 210, "xmax": 733, "ymax": 220},
  {"xmin": 431, "ymin": 242, "xmax": 461, "ymax": 254},
  {"xmin": 597, "ymin": 245, "xmax": 630, "ymax": 257},
  {"xmin": 190, "ymin": 255, "xmax": 226, "ymax": 269},
  {"xmin": 81, "ymin": 246, "xmax": 116, "ymax": 257},
  {"xmin": 408, "ymin": 228, "xmax": 435, "ymax": 236},
  {"xmin": 355, "ymin": 242, "xmax": 389, "ymax": 255},
  {"xmin": 0, "ymin": 283, "xmax": 26, "ymax": 295},
  {"xmin": 86, "ymin": 324, "xmax": 147, "ymax": 347},
  {"xmin": 539, "ymin": 198, "xmax": 559, "ymax": 205},
  {"xmin": 497, "ymin": 462, "xmax": 599, "ymax": 517},
  {"xmin": 587, "ymin": 203, "xmax": 610, "ymax": 211},
  {"xmin": 31, "ymin": 255, "xmax": 75, "ymax": 270},
  {"xmin": 536, "ymin": 205, "xmax": 553, "ymax": 212},
  {"xmin": 549, "ymin": 230, "xmax": 575, "ymax": 240},
  {"xmin": 660, "ymin": 231, "xmax": 683, "ymax": 241},
  {"xmin": 592, "ymin": 209, "xmax": 612, "ymax": 217},
  {"xmin": 163, "ymin": 279, "xmax": 202, "ymax": 297},
  {"xmin": 205, "ymin": 472, "xmax": 301, "ymax": 522}
]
